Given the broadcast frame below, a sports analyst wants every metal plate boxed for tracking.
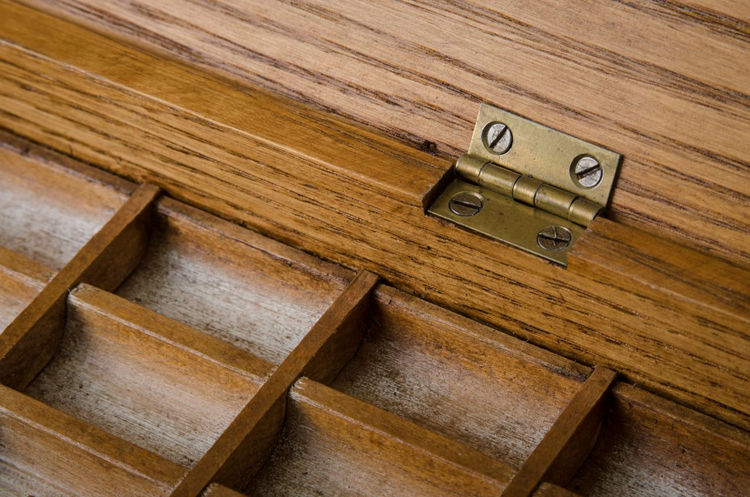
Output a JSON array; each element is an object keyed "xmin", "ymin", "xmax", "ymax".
[
  {"xmin": 468, "ymin": 104, "xmax": 621, "ymax": 206},
  {"xmin": 429, "ymin": 178, "xmax": 584, "ymax": 265}
]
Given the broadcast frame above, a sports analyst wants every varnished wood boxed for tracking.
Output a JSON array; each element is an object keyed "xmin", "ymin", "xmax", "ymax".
[
  {"xmin": 570, "ymin": 217, "xmax": 750, "ymax": 320},
  {"xmin": 568, "ymin": 382, "xmax": 750, "ymax": 496},
  {"xmin": 245, "ymin": 377, "xmax": 511, "ymax": 496},
  {"xmin": 0, "ymin": 383, "xmax": 185, "ymax": 496},
  {"xmin": 0, "ymin": 1, "xmax": 746, "ymax": 427},
  {"xmin": 117, "ymin": 197, "xmax": 352, "ymax": 365},
  {"xmin": 502, "ymin": 367, "xmax": 616, "ymax": 497},
  {"xmin": 333, "ymin": 284, "xmax": 589, "ymax": 467},
  {"xmin": 0, "ymin": 132, "xmax": 746, "ymax": 495},
  {"xmin": 0, "ymin": 182, "xmax": 159, "ymax": 389},
  {"xmin": 21, "ymin": 0, "xmax": 750, "ymax": 266},
  {"xmin": 171, "ymin": 271, "xmax": 379, "ymax": 495}
]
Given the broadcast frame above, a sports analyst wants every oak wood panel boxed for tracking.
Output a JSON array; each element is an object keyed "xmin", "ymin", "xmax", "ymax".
[
  {"xmin": 244, "ymin": 377, "xmax": 511, "ymax": 497},
  {"xmin": 332, "ymin": 284, "xmax": 588, "ymax": 467},
  {"xmin": 570, "ymin": 217, "xmax": 750, "ymax": 321},
  {"xmin": 501, "ymin": 367, "xmax": 616, "ymax": 497},
  {"xmin": 171, "ymin": 271, "xmax": 378, "ymax": 496},
  {"xmin": 0, "ymin": 383, "xmax": 185, "ymax": 496},
  {"xmin": 21, "ymin": 0, "xmax": 750, "ymax": 266},
  {"xmin": 0, "ymin": 2, "xmax": 747, "ymax": 429},
  {"xmin": 117, "ymin": 198, "xmax": 353, "ymax": 365},
  {"xmin": 567, "ymin": 382, "xmax": 750, "ymax": 496}
]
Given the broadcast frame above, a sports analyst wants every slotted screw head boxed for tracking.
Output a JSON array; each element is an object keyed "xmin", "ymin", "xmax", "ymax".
[
  {"xmin": 537, "ymin": 225, "xmax": 572, "ymax": 251},
  {"xmin": 449, "ymin": 191, "xmax": 483, "ymax": 217},
  {"xmin": 572, "ymin": 155, "xmax": 602, "ymax": 188},
  {"xmin": 483, "ymin": 122, "xmax": 513, "ymax": 155}
]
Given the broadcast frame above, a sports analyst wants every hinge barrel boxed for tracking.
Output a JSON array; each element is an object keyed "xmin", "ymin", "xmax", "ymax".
[{"xmin": 456, "ymin": 154, "xmax": 601, "ymax": 227}]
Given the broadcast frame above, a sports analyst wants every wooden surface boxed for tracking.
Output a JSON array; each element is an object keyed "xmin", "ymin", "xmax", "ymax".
[
  {"xmin": 21, "ymin": 0, "xmax": 750, "ymax": 266},
  {"xmin": 0, "ymin": 1, "xmax": 747, "ymax": 429},
  {"xmin": 0, "ymin": 181, "xmax": 159, "ymax": 389},
  {"xmin": 117, "ymin": 198, "xmax": 352, "ymax": 365},
  {"xmin": 0, "ymin": 132, "xmax": 747, "ymax": 496},
  {"xmin": 0, "ymin": 136, "xmax": 127, "ymax": 269},
  {"xmin": 567, "ymin": 383, "xmax": 750, "ymax": 496},
  {"xmin": 245, "ymin": 378, "xmax": 511, "ymax": 497},
  {"xmin": 332, "ymin": 285, "xmax": 588, "ymax": 467},
  {"xmin": 501, "ymin": 367, "xmax": 616, "ymax": 497}
]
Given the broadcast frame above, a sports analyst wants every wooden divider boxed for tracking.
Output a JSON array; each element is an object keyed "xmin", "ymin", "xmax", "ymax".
[
  {"xmin": 170, "ymin": 271, "xmax": 379, "ymax": 495},
  {"xmin": 0, "ymin": 183, "xmax": 159, "ymax": 389},
  {"xmin": 502, "ymin": 367, "xmax": 616, "ymax": 497}
]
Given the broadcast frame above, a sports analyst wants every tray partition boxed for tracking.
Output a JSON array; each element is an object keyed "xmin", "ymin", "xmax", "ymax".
[{"xmin": 0, "ymin": 134, "xmax": 747, "ymax": 497}]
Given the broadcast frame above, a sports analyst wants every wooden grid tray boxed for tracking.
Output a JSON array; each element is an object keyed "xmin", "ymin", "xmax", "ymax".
[{"xmin": 0, "ymin": 131, "xmax": 746, "ymax": 496}]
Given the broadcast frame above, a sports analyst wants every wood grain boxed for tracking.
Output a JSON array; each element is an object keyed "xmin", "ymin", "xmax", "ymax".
[
  {"xmin": 332, "ymin": 284, "xmax": 588, "ymax": 467},
  {"xmin": 502, "ymin": 367, "xmax": 616, "ymax": 497},
  {"xmin": 25, "ymin": 284, "xmax": 263, "ymax": 468},
  {"xmin": 21, "ymin": 0, "xmax": 750, "ymax": 266},
  {"xmin": 567, "ymin": 382, "xmax": 750, "ymax": 496},
  {"xmin": 0, "ymin": 135, "xmax": 128, "ymax": 269},
  {"xmin": 0, "ymin": 1, "xmax": 747, "ymax": 429},
  {"xmin": 117, "ymin": 198, "xmax": 352, "ymax": 365},
  {"xmin": 170, "ymin": 271, "xmax": 379, "ymax": 496},
  {"xmin": 244, "ymin": 377, "xmax": 512, "ymax": 497},
  {"xmin": 570, "ymin": 217, "xmax": 750, "ymax": 321},
  {"xmin": 0, "ymin": 181, "xmax": 159, "ymax": 389},
  {"xmin": 0, "ymin": 383, "xmax": 185, "ymax": 496}
]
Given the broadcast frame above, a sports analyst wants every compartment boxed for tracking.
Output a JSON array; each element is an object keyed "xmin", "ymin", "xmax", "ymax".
[
  {"xmin": 116, "ymin": 198, "xmax": 352, "ymax": 364},
  {"xmin": 0, "ymin": 384, "xmax": 183, "ymax": 497},
  {"xmin": 23, "ymin": 284, "xmax": 268, "ymax": 468},
  {"xmin": 244, "ymin": 378, "xmax": 511, "ymax": 497},
  {"xmin": 332, "ymin": 286, "xmax": 589, "ymax": 467},
  {"xmin": 567, "ymin": 383, "xmax": 750, "ymax": 496},
  {"xmin": 0, "ymin": 143, "xmax": 128, "ymax": 269}
]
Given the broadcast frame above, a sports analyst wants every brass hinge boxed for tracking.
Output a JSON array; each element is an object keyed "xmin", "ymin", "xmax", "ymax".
[{"xmin": 428, "ymin": 104, "xmax": 622, "ymax": 266}]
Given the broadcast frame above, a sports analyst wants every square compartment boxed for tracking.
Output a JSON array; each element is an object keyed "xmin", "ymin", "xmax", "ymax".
[
  {"xmin": 332, "ymin": 286, "xmax": 587, "ymax": 467},
  {"xmin": 24, "ymin": 284, "xmax": 263, "ymax": 468},
  {"xmin": 567, "ymin": 384, "xmax": 750, "ymax": 496},
  {"xmin": 115, "ymin": 199, "xmax": 351, "ymax": 364},
  {"xmin": 0, "ymin": 144, "xmax": 128, "ymax": 269},
  {"xmin": 245, "ymin": 379, "xmax": 507, "ymax": 497}
]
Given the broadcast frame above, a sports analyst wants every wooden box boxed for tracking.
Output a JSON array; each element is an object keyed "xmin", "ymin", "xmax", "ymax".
[{"xmin": 0, "ymin": 1, "xmax": 747, "ymax": 495}]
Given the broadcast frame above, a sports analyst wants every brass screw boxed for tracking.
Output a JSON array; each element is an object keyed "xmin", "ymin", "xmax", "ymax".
[
  {"xmin": 537, "ymin": 225, "xmax": 572, "ymax": 251},
  {"xmin": 449, "ymin": 192, "xmax": 483, "ymax": 216},
  {"xmin": 484, "ymin": 122, "xmax": 513, "ymax": 155},
  {"xmin": 572, "ymin": 155, "xmax": 602, "ymax": 188}
]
